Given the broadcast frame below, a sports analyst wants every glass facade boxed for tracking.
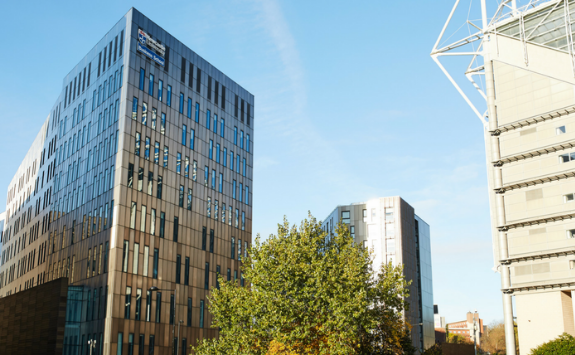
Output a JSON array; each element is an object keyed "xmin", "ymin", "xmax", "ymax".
[{"xmin": 0, "ymin": 7, "xmax": 254, "ymax": 355}]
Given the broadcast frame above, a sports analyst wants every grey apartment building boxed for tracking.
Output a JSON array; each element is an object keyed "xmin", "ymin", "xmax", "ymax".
[
  {"xmin": 0, "ymin": 8, "xmax": 253, "ymax": 355},
  {"xmin": 322, "ymin": 197, "xmax": 435, "ymax": 352}
]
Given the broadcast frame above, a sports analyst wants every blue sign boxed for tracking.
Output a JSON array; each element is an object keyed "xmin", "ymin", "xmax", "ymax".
[{"xmin": 138, "ymin": 42, "xmax": 165, "ymax": 66}]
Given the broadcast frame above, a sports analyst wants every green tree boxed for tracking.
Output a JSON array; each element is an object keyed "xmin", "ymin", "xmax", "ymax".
[
  {"xmin": 192, "ymin": 215, "xmax": 414, "ymax": 355},
  {"xmin": 530, "ymin": 333, "xmax": 575, "ymax": 355}
]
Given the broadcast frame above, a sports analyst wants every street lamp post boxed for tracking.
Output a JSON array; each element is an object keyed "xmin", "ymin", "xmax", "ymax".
[
  {"xmin": 88, "ymin": 339, "xmax": 97, "ymax": 355},
  {"xmin": 149, "ymin": 286, "xmax": 181, "ymax": 355}
]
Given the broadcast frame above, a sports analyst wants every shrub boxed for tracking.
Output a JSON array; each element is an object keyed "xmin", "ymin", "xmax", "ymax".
[{"xmin": 530, "ymin": 333, "xmax": 575, "ymax": 355}]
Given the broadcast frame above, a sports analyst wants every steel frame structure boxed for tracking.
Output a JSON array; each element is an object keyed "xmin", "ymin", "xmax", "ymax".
[{"xmin": 430, "ymin": 1, "xmax": 568, "ymax": 354}]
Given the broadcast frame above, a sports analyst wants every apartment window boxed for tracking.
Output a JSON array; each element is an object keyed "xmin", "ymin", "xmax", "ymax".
[
  {"xmin": 185, "ymin": 257, "xmax": 190, "ymax": 285},
  {"xmin": 155, "ymin": 292, "xmax": 162, "ymax": 323},
  {"xmin": 151, "ymin": 209, "xmax": 156, "ymax": 235},
  {"xmin": 205, "ymin": 262, "xmax": 210, "ymax": 289},
  {"xmin": 187, "ymin": 189, "xmax": 192, "ymax": 210},
  {"xmin": 135, "ymin": 132, "xmax": 141, "ymax": 156},
  {"xmin": 342, "ymin": 211, "xmax": 350, "ymax": 224},
  {"xmin": 179, "ymin": 93, "xmax": 184, "ymax": 114},
  {"xmin": 125, "ymin": 286, "xmax": 132, "ymax": 319},
  {"xmin": 157, "ymin": 175, "xmax": 163, "ymax": 199},
  {"xmin": 132, "ymin": 97, "xmax": 138, "ymax": 120},
  {"xmin": 565, "ymin": 194, "xmax": 575, "ymax": 203},
  {"xmin": 199, "ymin": 300, "xmax": 205, "ymax": 328},
  {"xmin": 190, "ymin": 129, "xmax": 195, "ymax": 150},
  {"xmin": 386, "ymin": 209, "xmax": 394, "ymax": 221},
  {"xmin": 130, "ymin": 202, "xmax": 136, "ymax": 229},
  {"xmin": 163, "ymin": 146, "xmax": 169, "ymax": 167},
  {"xmin": 167, "ymin": 85, "xmax": 172, "ymax": 106},
  {"xmin": 557, "ymin": 126, "xmax": 566, "ymax": 135},
  {"xmin": 154, "ymin": 142, "xmax": 160, "ymax": 164},
  {"xmin": 209, "ymin": 229, "xmax": 215, "ymax": 253},
  {"xmin": 135, "ymin": 288, "xmax": 142, "ymax": 320},
  {"xmin": 176, "ymin": 254, "xmax": 181, "ymax": 284},
  {"xmin": 153, "ymin": 248, "xmax": 159, "ymax": 279},
  {"xmin": 145, "ymin": 137, "xmax": 150, "ymax": 160},
  {"xmin": 182, "ymin": 125, "xmax": 187, "ymax": 146},
  {"xmin": 139, "ymin": 68, "xmax": 145, "ymax": 90},
  {"xmin": 350, "ymin": 226, "xmax": 355, "ymax": 239},
  {"xmin": 158, "ymin": 80, "xmax": 163, "ymax": 101},
  {"xmin": 143, "ymin": 245, "xmax": 149, "ymax": 277},
  {"xmin": 187, "ymin": 298, "xmax": 192, "ymax": 326},
  {"xmin": 202, "ymin": 227, "xmax": 207, "ymax": 250},
  {"xmin": 231, "ymin": 237, "xmax": 235, "ymax": 259},
  {"xmin": 174, "ymin": 217, "xmax": 179, "ymax": 242},
  {"xmin": 149, "ymin": 74, "xmax": 154, "ymax": 96},
  {"xmin": 177, "ymin": 153, "xmax": 182, "ymax": 174},
  {"xmin": 160, "ymin": 212, "xmax": 165, "ymax": 238},
  {"xmin": 169, "ymin": 294, "xmax": 175, "ymax": 325},
  {"xmin": 559, "ymin": 153, "xmax": 575, "ymax": 163}
]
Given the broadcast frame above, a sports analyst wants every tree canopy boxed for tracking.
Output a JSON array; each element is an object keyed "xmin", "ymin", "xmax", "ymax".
[
  {"xmin": 530, "ymin": 333, "xmax": 575, "ymax": 355},
  {"xmin": 191, "ymin": 215, "xmax": 415, "ymax": 355}
]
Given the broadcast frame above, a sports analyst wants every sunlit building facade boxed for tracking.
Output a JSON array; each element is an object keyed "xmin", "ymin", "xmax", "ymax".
[
  {"xmin": 0, "ymin": 8, "xmax": 254, "ymax": 354},
  {"xmin": 322, "ymin": 197, "xmax": 435, "ymax": 351}
]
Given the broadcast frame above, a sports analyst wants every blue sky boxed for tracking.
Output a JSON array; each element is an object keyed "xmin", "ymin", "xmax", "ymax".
[{"xmin": 0, "ymin": 0, "xmax": 502, "ymax": 324}]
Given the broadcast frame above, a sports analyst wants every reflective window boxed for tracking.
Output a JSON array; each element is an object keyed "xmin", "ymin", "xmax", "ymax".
[{"xmin": 139, "ymin": 68, "xmax": 145, "ymax": 90}]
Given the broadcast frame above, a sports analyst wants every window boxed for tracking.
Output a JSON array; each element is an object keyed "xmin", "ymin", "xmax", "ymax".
[
  {"xmin": 187, "ymin": 98, "xmax": 192, "ymax": 118},
  {"xmin": 138, "ymin": 168, "xmax": 144, "ymax": 191},
  {"xmin": 149, "ymin": 74, "xmax": 154, "ymax": 96},
  {"xmin": 187, "ymin": 189, "xmax": 192, "ymax": 210},
  {"xmin": 205, "ymin": 262, "xmax": 210, "ymax": 289},
  {"xmin": 177, "ymin": 153, "xmax": 182, "ymax": 174},
  {"xmin": 185, "ymin": 157, "xmax": 190, "ymax": 177},
  {"xmin": 153, "ymin": 248, "xmax": 159, "ymax": 279},
  {"xmin": 240, "ymin": 130, "xmax": 244, "ymax": 149},
  {"xmin": 127, "ymin": 163, "xmax": 134, "ymax": 188},
  {"xmin": 386, "ymin": 209, "xmax": 394, "ymax": 221},
  {"xmin": 132, "ymin": 97, "xmax": 138, "ymax": 120},
  {"xmin": 216, "ymin": 265, "xmax": 221, "ymax": 289},
  {"xmin": 213, "ymin": 114, "xmax": 218, "ymax": 134},
  {"xmin": 239, "ymin": 183, "xmax": 243, "ymax": 202},
  {"xmin": 243, "ymin": 158, "xmax": 246, "ymax": 177},
  {"xmin": 149, "ymin": 335, "xmax": 155, "ymax": 354},
  {"xmin": 158, "ymin": 80, "xmax": 163, "ymax": 101},
  {"xmin": 234, "ymin": 127, "xmax": 238, "ymax": 145},
  {"xmin": 231, "ymin": 237, "xmax": 235, "ymax": 259},
  {"xmin": 363, "ymin": 209, "xmax": 367, "ymax": 222},
  {"xmin": 130, "ymin": 202, "xmax": 136, "ymax": 229},
  {"xmin": 139, "ymin": 334, "xmax": 144, "ymax": 355},
  {"xmin": 148, "ymin": 172, "xmax": 153, "ymax": 195},
  {"xmin": 135, "ymin": 289, "xmax": 142, "ymax": 320},
  {"xmin": 151, "ymin": 209, "xmax": 156, "ymax": 236},
  {"xmin": 223, "ymin": 147, "xmax": 228, "ymax": 167},
  {"xmin": 209, "ymin": 140, "xmax": 213, "ymax": 160},
  {"xmin": 143, "ymin": 245, "xmax": 149, "ymax": 277},
  {"xmin": 230, "ymin": 150, "xmax": 234, "ymax": 171},
  {"xmin": 559, "ymin": 153, "xmax": 575, "ymax": 163},
  {"xmin": 222, "ymin": 203, "xmax": 227, "ymax": 223},
  {"xmin": 242, "ymin": 211, "xmax": 245, "ymax": 231},
  {"xmin": 238, "ymin": 239, "xmax": 242, "ymax": 261},
  {"xmin": 167, "ymin": 85, "xmax": 172, "ymax": 106},
  {"xmin": 135, "ymin": 132, "xmax": 141, "ymax": 156},
  {"xmin": 185, "ymin": 257, "xmax": 190, "ymax": 285},
  {"xmin": 207, "ymin": 110, "xmax": 211, "ymax": 130},
  {"xmin": 140, "ymin": 206, "xmax": 147, "ymax": 232},
  {"xmin": 125, "ymin": 286, "xmax": 131, "ymax": 319},
  {"xmin": 169, "ymin": 294, "xmax": 175, "ymax": 325},
  {"xmin": 179, "ymin": 185, "xmax": 184, "ymax": 207},
  {"xmin": 190, "ymin": 129, "xmax": 195, "ymax": 150},
  {"xmin": 233, "ymin": 180, "xmax": 237, "ymax": 199},
  {"xmin": 179, "ymin": 93, "xmax": 184, "ymax": 114},
  {"xmin": 342, "ymin": 211, "xmax": 350, "ymax": 224},
  {"xmin": 163, "ymin": 146, "xmax": 169, "ymax": 167},
  {"xmin": 571, "ymin": 260, "xmax": 575, "ymax": 269},
  {"xmin": 219, "ymin": 174, "xmax": 223, "ymax": 193},
  {"xmin": 557, "ymin": 126, "xmax": 566, "ymax": 135},
  {"xmin": 245, "ymin": 186, "xmax": 249, "ymax": 205},
  {"xmin": 193, "ymin": 160, "xmax": 198, "ymax": 181},
  {"xmin": 145, "ymin": 137, "xmax": 150, "ymax": 160},
  {"xmin": 237, "ymin": 154, "xmax": 240, "ymax": 172},
  {"xmin": 204, "ymin": 166, "xmax": 209, "ymax": 186},
  {"xmin": 350, "ymin": 226, "xmax": 355, "ymax": 239},
  {"xmin": 216, "ymin": 144, "xmax": 221, "ymax": 163},
  {"xmin": 154, "ymin": 142, "xmax": 160, "ymax": 164},
  {"xmin": 117, "ymin": 333, "xmax": 123, "ymax": 355},
  {"xmin": 142, "ymin": 102, "xmax": 148, "ymax": 126},
  {"xmin": 155, "ymin": 292, "xmax": 162, "ymax": 323},
  {"xmin": 246, "ymin": 134, "xmax": 250, "ymax": 152},
  {"xmin": 199, "ymin": 300, "xmax": 205, "ymax": 328},
  {"xmin": 210, "ymin": 229, "xmax": 214, "ymax": 253},
  {"xmin": 207, "ymin": 197, "xmax": 212, "ymax": 217},
  {"xmin": 152, "ymin": 107, "xmax": 157, "ymax": 129},
  {"xmin": 565, "ymin": 194, "xmax": 574, "ymax": 203},
  {"xmin": 160, "ymin": 212, "xmax": 165, "ymax": 238},
  {"xmin": 139, "ymin": 68, "xmax": 145, "ymax": 90},
  {"xmin": 220, "ymin": 119, "xmax": 225, "ymax": 138},
  {"xmin": 227, "ymin": 268, "xmax": 231, "ymax": 281},
  {"xmin": 212, "ymin": 169, "xmax": 216, "ymax": 189},
  {"xmin": 235, "ymin": 209, "xmax": 239, "ymax": 228},
  {"xmin": 176, "ymin": 254, "xmax": 181, "ymax": 284},
  {"xmin": 182, "ymin": 125, "xmax": 187, "ymax": 146}
]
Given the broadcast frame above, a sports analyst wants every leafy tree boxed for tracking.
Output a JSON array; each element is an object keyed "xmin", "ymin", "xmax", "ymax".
[
  {"xmin": 530, "ymin": 333, "xmax": 575, "ymax": 355},
  {"xmin": 422, "ymin": 344, "xmax": 443, "ymax": 355},
  {"xmin": 191, "ymin": 215, "xmax": 414, "ymax": 355},
  {"xmin": 446, "ymin": 333, "xmax": 470, "ymax": 344}
]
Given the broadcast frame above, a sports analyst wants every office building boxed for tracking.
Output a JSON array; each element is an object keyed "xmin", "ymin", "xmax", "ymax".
[
  {"xmin": 0, "ymin": 8, "xmax": 254, "ymax": 354},
  {"xmin": 322, "ymin": 196, "xmax": 435, "ymax": 351},
  {"xmin": 432, "ymin": 1, "xmax": 575, "ymax": 353}
]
